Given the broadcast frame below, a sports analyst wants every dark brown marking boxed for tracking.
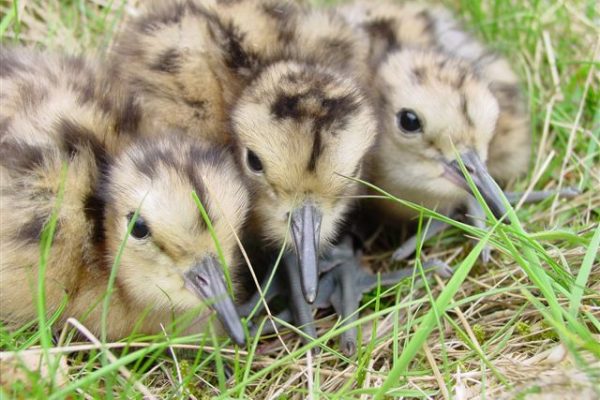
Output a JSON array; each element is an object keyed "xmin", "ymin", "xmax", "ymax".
[
  {"xmin": 115, "ymin": 95, "xmax": 142, "ymax": 136},
  {"xmin": 262, "ymin": 2, "xmax": 295, "ymax": 21},
  {"xmin": 315, "ymin": 94, "xmax": 361, "ymax": 134},
  {"xmin": 76, "ymin": 79, "xmax": 96, "ymax": 106},
  {"xmin": 417, "ymin": 10, "xmax": 435, "ymax": 35},
  {"xmin": 413, "ymin": 66, "xmax": 426, "ymax": 84},
  {"xmin": 365, "ymin": 19, "xmax": 398, "ymax": 51},
  {"xmin": 323, "ymin": 38, "xmax": 353, "ymax": 61},
  {"xmin": 18, "ymin": 81, "xmax": 48, "ymax": 109},
  {"xmin": 17, "ymin": 213, "xmax": 47, "ymax": 244},
  {"xmin": 271, "ymin": 93, "xmax": 302, "ymax": 120},
  {"xmin": 84, "ymin": 192, "xmax": 105, "ymax": 244},
  {"xmin": 461, "ymin": 94, "xmax": 474, "ymax": 127},
  {"xmin": 137, "ymin": 2, "xmax": 188, "ymax": 34},
  {"xmin": 205, "ymin": 14, "xmax": 258, "ymax": 73},
  {"xmin": 131, "ymin": 143, "xmax": 178, "ymax": 179},
  {"xmin": 150, "ymin": 48, "xmax": 182, "ymax": 74},
  {"xmin": 56, "ymin": 118, "xmax": 109, "ymax": 176},
  {"xmin": 455, "ymin": 69, "xmax": 467, "ymax": 89},
  {"xmin": 307, "ymin": 130, "xmax": 322, "ymax": 172},
  {"xmin": 0, "ymin": 141, "xmax": 46, "ymax": 173},
  {"xmin": 0, "ymin": 117, "xmax": 11, "ymax": 138}
]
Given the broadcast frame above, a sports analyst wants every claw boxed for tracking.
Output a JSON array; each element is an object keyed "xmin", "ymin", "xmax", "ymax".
[{"xmin": 243, "ymin": 238, "xmax": 454, "ymax": 356}]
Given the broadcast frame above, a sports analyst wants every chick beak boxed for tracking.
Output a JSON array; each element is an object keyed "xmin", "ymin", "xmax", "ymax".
[
  {"xmin": 290, "ymin": 201, "xmax": 323, "ymax": 304},
  {"xmin": 445, "ymin": 150, "xmax": 507, "ymax": 219},
  {"xmin": 183, "ymin": 255, "xmax": 245, "ymax": 346}
]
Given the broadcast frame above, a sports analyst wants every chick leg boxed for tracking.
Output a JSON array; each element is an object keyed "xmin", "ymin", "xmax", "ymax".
[
  {"xmin": 392, "ymin": 220, "xmax": 449, "ymax": 261},
  {"xmin": 249, "ymin": 309, "xmax": 293, "ymax": 336},
  {"xmin": 329, "ymin": 253, "xmax": 454, "ymax": 356},
  {"xmin": 465, "ymin": 197, "xmax": 492, "ymax": 264},
  {"xmin": 236, "ymin": 266, "xmax": 284, "ymax": 318},
  {"xmin": 504, "ymin": 187, "xmax": 580, "ymax": 204}
]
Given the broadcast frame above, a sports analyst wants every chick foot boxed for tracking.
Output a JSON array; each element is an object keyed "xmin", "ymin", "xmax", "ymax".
[
  {"xmin": 245, "ymin": 238, "xmax": 452, "ymax": 356},
  {"xmin": 392, "ymin": 187, "xmax": 581, "ymax": 264}
]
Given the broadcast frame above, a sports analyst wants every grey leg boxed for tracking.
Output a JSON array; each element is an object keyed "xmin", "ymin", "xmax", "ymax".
[
  {"xmin": 236, "ymin": 265, "xmax": 284, "ymax": 318},
  {"xmin": 250, "ymin": 309, "xmax": 293, "ymax": 336},
  {"xmin": 465, "ymin": 197, "xmax": 492, "ymax": 264},
  {"xmin": 504, "ymin": 187, "xmax": 580, "ymax": 205},
  {"xmin": 329, "ymin": 246, "xmax": 455, "ymax": 356},
  {"xmin": 392, "ymin": 220, "xmax": 449, "ymax": 261}
]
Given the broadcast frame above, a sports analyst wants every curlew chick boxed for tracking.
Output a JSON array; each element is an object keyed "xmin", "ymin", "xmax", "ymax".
[
  {"xmin": 338, "ymin": 1, "xmax": 536, "ymax": 260},
  {"xmin": 0, "ymin": 49, "xmax": 248, "ymax": 344},
  {"xmin": 231, "ymin": 60, "xmax": 377, "ymax": 303}
]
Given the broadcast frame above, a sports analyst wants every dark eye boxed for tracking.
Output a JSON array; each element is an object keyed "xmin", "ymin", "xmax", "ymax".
[
  {"xmin": 396, "ymin": 109, "xmax": 422, "ymax": 134},
  {"xmin": 246, "ymin": 149, "xmax": 264, "ymax": 173},
  {"xmin": 127, "ymin": 213, "xmax": 151, "ymax": 240}
]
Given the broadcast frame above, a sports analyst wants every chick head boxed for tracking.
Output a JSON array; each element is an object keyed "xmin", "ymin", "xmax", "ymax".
[
  {"xmin": 231, "ymin": 61, "xmax": 377, "ymax": 302},
  {"xmin": 373, "ymin": 50, "xmax": 506, "ymax": 217},
  {"xmin": 103, "ymin": 135, "xmax": 248, "ymax": 344}
]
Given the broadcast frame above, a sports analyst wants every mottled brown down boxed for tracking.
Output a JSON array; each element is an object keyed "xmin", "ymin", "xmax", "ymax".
[
  {"xmin": 0, "ymin": 49, "xmax": 249, "ymax": 339},
  {"xmin": 113, "ymin": 0, "xmax": 378, "ymax": 255}
]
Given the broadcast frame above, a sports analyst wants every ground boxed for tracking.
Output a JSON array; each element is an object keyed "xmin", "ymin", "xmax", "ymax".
[{"xmin": 0, "ymin": 0, "xmax": 599, "ymax": 399}]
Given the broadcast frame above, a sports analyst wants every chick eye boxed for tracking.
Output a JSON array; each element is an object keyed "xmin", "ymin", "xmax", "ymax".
[
  {"xmin": 396, "ymin": 109, "xmax": 422, "ymax": 134},
  {"xmin": 127, "ymin": 213, "xmax": 151, "ymax": 240},
  {"xmin": 246, "ymin": 149, "xmax": 264, "ymax": 173}
]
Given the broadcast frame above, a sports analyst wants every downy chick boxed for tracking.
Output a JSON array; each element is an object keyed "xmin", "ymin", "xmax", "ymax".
[
  {"xmin": 114, "ymin": 0, "xmax": 377, "ymax": 303},
  {"xmin": 338, "ymin": 1, "xmax": 532, "ymax": 259},
  {"xmin": 111, "ymin": 0, "xmax": 307, "ymax": 144},
  {"xmin": 0, "ymin": 49, "xmax": 248, "ymax": 344}
]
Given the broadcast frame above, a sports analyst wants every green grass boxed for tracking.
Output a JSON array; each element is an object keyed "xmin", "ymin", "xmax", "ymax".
[{"xmin": 1, "ymin": 0, "xmax": 599, "ymax": 398}]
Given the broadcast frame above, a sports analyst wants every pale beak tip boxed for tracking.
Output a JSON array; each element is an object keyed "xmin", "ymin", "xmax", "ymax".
[{"xmin": 304, "ymin": 288, "xmax": 317, "ymax": 304}]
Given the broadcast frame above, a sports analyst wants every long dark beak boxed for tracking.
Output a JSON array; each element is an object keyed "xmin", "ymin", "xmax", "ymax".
[
  {"xmin": 183, "ymin": 255, "xmax": 245, "ymax": 346},
  {"xmin": 445, "ymin": 150, "xmax": 507, "ymax": 219},
  {"xmin": 290, "ymin": 201, "xmax": 323, "ymax": 304}
]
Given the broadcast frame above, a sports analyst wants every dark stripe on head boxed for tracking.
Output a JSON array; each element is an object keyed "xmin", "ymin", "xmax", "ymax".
[
  {"xmin": 131, "ymin": 144, "xmax": 178, "ymax": 179},
  {"xmin": 84, "ymin": 192, "xmax": 106, "ymax": 244},
  {"xmin": 271, "ymin": 93, "xmax": 302, "ymax": 120},
  {"xmin": 314, "ymin": 94, "xmax": 361, "ymax": 134},
  {"xmin": 461, "ymin": 94, "xmax": 474, "ymax": 127},
  {"xmin": 307, "ymin": 130, "xmax": 322, "ymax": 172},
  {"xmin": 185, "ymin": 144, "xmax": 234, "ymax": 226},
  {"xmin": 364, "ymin": 19, "xmax": 398, "ymax": 51},
  {"xmin": 150, "ymin": 48, "xmax": 182, "ymax": 74}
]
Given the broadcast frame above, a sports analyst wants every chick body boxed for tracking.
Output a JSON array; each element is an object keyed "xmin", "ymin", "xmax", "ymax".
[
  {"xmin": 338, "ymin": 1, "xmax": 530, "ymax": 221},
  {"xmin": 0, "ymin": 49, "xmax": 249, "ymax": 342},
  {"xmin": 112, "ymin": 0, "xmax": 308, "ymax": 144}
]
